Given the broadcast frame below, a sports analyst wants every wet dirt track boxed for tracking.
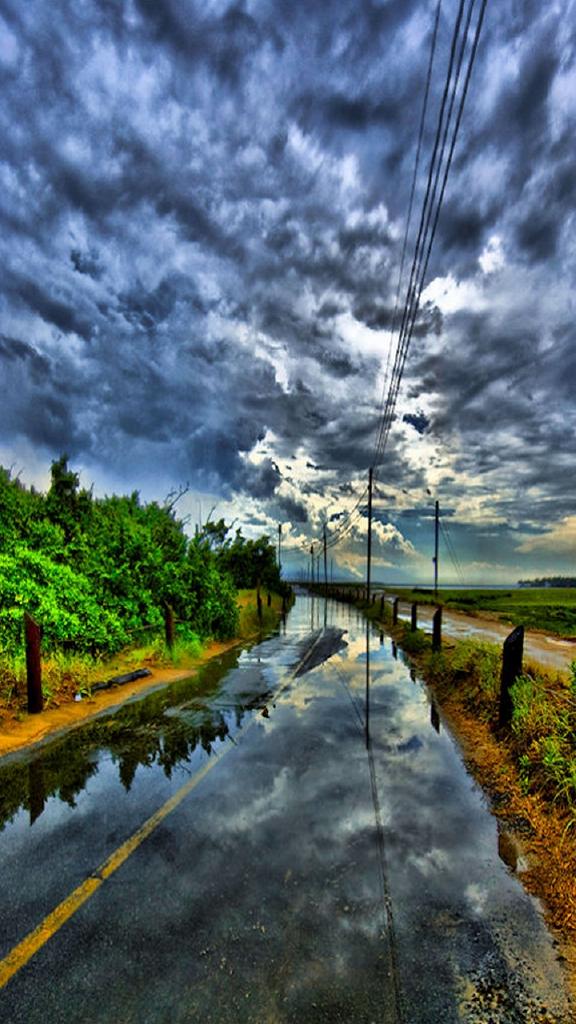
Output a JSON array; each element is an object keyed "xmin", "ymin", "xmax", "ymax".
[
  {"xmin": 390, "ymin": 597, "xmax": 576, "ymax": 673},
  {"xmin": 0, "ymin": 596, "xmax": 572, "ymax": 1023}
]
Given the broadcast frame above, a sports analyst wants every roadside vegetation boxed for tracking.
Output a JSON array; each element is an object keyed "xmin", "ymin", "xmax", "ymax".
[
  {"xmin": 364, "ymin": 598, "xmax": 576, "ymax": 826},
  {"xmin": 389, "ymin": 586, "xmax": 576, "ymax": 637},
  {"xmin": 357, "ymin": 594, "xmax": 576, "ymax": 933},
  {"xmin": 0, "ymin": 459, "xmax": 289, "ymax": 716}
]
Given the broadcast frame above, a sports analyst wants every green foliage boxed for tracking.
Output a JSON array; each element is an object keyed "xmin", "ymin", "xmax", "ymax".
[
  {"xmin": 0, "ymin": 548, "xmax": 127, "ymax": 655},
  {"xmin": 392, "ymin": 586, "xmax": 576, "ymax": 638},
  {"xmin": 199, "ymin": 520, "xmax": 285, "ymax": 594},
  {"xmin": 397, "ymin": 624, "xmax": 429, "ymax": 655},
  {"xmin": 509, "ymin": 667, "xmax": 576, "ymax": 814},
  {"xmin": 0, "ymin": 458, "xmax": 262, "ymax": 669}
]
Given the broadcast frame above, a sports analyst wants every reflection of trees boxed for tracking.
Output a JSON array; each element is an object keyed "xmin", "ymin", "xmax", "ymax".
[{"xmin": 0, "ymin": 691, "xmax": 257, "ymax": 831}]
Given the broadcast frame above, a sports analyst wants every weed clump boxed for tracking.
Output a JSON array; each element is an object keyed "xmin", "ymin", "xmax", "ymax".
[{"xmin": 510, "ymin": 662, "xmax": 576, "ymax": 824}]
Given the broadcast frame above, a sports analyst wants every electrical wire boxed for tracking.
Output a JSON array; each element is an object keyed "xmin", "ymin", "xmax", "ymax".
[
  {"xmin": 375, "ymin": 0, "xmax": 487, "ymax": 475},
  {"xmin": 305, "ymin": 0, "xmax": 488, "ymax": 569},
  {"xmin": 374, "ymin": 0, "xmax": 442, "ymax": 459}
]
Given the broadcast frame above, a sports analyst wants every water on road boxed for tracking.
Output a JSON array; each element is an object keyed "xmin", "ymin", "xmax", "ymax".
[{"xmin": 0, "ymin": 595, "xmax": 572, "ymax": 1023}]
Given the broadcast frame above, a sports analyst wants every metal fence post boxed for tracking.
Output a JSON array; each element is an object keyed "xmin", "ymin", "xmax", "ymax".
[
  {"xmin": 24, "ymin": 613, "xmax": 43, "ymax": 714},
  {"xmin": 499, "ymin": 626, "xmax": 524, "ymax": 727}
]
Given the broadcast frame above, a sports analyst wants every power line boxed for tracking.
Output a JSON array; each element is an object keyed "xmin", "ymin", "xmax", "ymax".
[
  {"xmin": 440, "ymin": 519, "xmax": 465, "ymax": 584},
  {"xmin": 374, "ymin": 0, "xmax": 442, "ymax": 459},
  {"xmin": 305, "ymin": 0, "xmax": 488, "ymax": 571},
  {"xmin": 375, "ymin": 0, "xmax": 487, "ymax": 473}
]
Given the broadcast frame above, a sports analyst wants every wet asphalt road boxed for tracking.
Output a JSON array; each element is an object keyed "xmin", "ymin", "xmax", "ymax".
[{"xmin": 0, "ymin": 595, "xmax": 572, "ymax": 1023}]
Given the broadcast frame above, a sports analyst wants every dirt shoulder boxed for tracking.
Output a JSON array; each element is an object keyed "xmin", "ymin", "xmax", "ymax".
[
  {"xmin": 391, "ymin": 600, "xmax": 576, "ymax": 674},
  {"xmin": 0, "ymin": 589, "xmax": 287, "ymax": 763},
  {"xmin": 0, "ymin": 637, "xmax": 242, "ymax": 763},
  {"xmin": 430, "ymin": 671, "xmax": 576, "ymax": 997},
  {"xmin": 366, "ymin": 603, "xmax": 576, "ymax": 1000}
]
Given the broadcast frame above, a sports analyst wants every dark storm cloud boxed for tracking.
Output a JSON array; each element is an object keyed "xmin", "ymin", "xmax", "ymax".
[
  {"xmin": 0, "ymin": 333, "xmax": 50, "ymax": 380},
  {"xmin": 70, "ymin": 248, "xmax": 103, "ymax": 279},
  {"xmin": 276, "ymin": 494, "xmax": 308, "ymax": 525},
  {"xmin": 403, "ymin": 411, "xmax": 429, "ymax": 435},
  {"xmin": 0, "ymin": 0, "xmax": 574, "ymax": 568},
  {"xmin": 8, "ymin": 274, "xmax": 94, "ymax": 341}
]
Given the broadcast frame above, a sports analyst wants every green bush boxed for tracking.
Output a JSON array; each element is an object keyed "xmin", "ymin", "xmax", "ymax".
[
  {"xmin": 0, "ymin": 459, "xmax": 253, "ymax": 660},
  {"xmin": 0, "ymin": 548, "xmax": 127, "ymax": 655}
]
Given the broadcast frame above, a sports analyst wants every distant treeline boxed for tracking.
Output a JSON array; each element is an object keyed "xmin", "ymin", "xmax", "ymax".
[
  {"xmin": 0, "ymin": 458, "xmax": 284, "ymax": 658},
  {"xmin": 518, "ymin": 577, "xmax": 576, "ymax": 588}
]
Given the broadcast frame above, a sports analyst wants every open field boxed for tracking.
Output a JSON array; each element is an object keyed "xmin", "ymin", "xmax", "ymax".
[{"xmin": 383, "ymin": 587, "xmax": 576, "ymax": 638}]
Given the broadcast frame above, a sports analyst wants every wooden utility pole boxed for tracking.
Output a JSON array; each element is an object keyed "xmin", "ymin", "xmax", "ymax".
[
  {"xmin": 24, "ymin": 613, "xmax": 43, "ymax": 714},
  {"xmin": 433, "ymin": 499, "xmax": 439, "ymax": 597},
  {"xmin": 366, "ymin": 467, "xmax": 373, "ymax": 604},
  {"xmin": 323, "ymin": 525, "xmax": 328, "ymax": 597}
]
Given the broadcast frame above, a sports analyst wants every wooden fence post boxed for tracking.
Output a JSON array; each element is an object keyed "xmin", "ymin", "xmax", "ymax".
[
  {"xmin": 24, "ymin": 613, "xmax": 43, "ymax": 714},
  {"xmin": 164, "ymin": 604, "xmax": 175, "ymax": 650},
  {"xmin": 267, "ymin": 592, "xmax": 271, "ymax": 607},
  {"xmin": 380, "ymin": 594, "xmax": 384, "ymax": 616},
  {"xmin": 411, "ymin": 603, "xmax": 418, "ymax": 631},
  {"xmin": 392, "ymin": 598, "xmax": 399, "ymax": 625},
  {"xmin": 499, "ymin": 626, "xmax": 524, "ymax": 727},
  {"xmin": 432, "ymin": 607, "xmax": 442, "ymax": 651}
]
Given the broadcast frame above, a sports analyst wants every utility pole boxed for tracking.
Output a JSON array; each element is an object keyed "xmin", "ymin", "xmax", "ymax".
[
  {"xmin": 366, "ymin": 466, "xmax": 373, "ymax": 604},
  {"xmin": 310, "ymin": 545, "xmax": 314, "ymax": 586},
  {"xmin": 433, "ymin": 499, "xmax": 439, "ymax": 597},
  {"xmin": 278, "ymin": 523, "xmax": 282, "ymax": 576},
  {"xmin": 323, "ymin": 524, "xmax": 328, "ymax": 597}
]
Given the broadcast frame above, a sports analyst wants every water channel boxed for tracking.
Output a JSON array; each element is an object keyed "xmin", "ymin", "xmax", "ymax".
[{"xmin": 0, "ymin": 594, "xmax": 571, "ymax": 1022}]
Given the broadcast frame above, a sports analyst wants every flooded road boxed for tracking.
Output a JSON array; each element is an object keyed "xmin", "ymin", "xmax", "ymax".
[{"xmin": 0, "ymin": 596, "xmax": 572, "ymax": 1023}]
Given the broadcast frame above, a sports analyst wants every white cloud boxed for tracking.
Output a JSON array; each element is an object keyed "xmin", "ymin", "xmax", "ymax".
[{"xmin": 517, "ymin": 515, "xmax": 576, "ymax": 556}]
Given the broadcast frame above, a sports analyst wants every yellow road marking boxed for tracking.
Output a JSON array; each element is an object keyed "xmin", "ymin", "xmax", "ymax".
[
  {"xmin": 0, "ymin": 736, "xmax": 241, "ymax": 990},
  {"xmin": 0, "ymin": 635, "xmax": 317, "ymax": 991}
]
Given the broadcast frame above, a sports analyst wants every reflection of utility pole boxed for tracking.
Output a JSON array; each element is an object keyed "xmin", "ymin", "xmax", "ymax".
[
  {"xmin": 323, "ymin": 525, "xmax": 328, "ymax": 597},
  {"xmin": 278, "ymin": 523, "xmax": 282, "ymax": 575},
  {"xmin": 365, "ymin": 621, "xmax": 370, "ymax": 749},
  {"xmin": 434, "ymin": 499, "xmax": 439, "ymax": 597},
  {"xmin": 366, "ymin": 466, "xmax": 373, "ymax": 603}
]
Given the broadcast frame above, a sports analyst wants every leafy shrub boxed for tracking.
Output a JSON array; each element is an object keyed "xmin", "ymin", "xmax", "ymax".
[{"xmin": 0, "ymin": 548, "xmax": 127, "ymax": 656}]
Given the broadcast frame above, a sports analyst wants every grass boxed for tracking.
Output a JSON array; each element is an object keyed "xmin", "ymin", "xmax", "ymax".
[
  {"xmin": 347, "ymin": 587, "xmax": 576, "ymax": 825},
  {"xmin": 0, "ymin": 587, "xmax": 289, "ymax": 718},
  {"xmin": 385, "ymin": 586, "xmax": 576, "ymax": 638}
]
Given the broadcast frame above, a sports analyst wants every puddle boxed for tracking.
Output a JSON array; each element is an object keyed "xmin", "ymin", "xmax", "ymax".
[
  {"xmin": 0, "ymin": 596, "xmax": 572, "ymax": 1023},
  {"xmin": 393, "ymin": 599, "xmax": 576, "ymax": 671}
]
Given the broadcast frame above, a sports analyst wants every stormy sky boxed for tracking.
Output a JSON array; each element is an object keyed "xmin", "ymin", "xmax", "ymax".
[{"xmin": 0, "ymin": 0, "xmax": 575, "ymax": 583}]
